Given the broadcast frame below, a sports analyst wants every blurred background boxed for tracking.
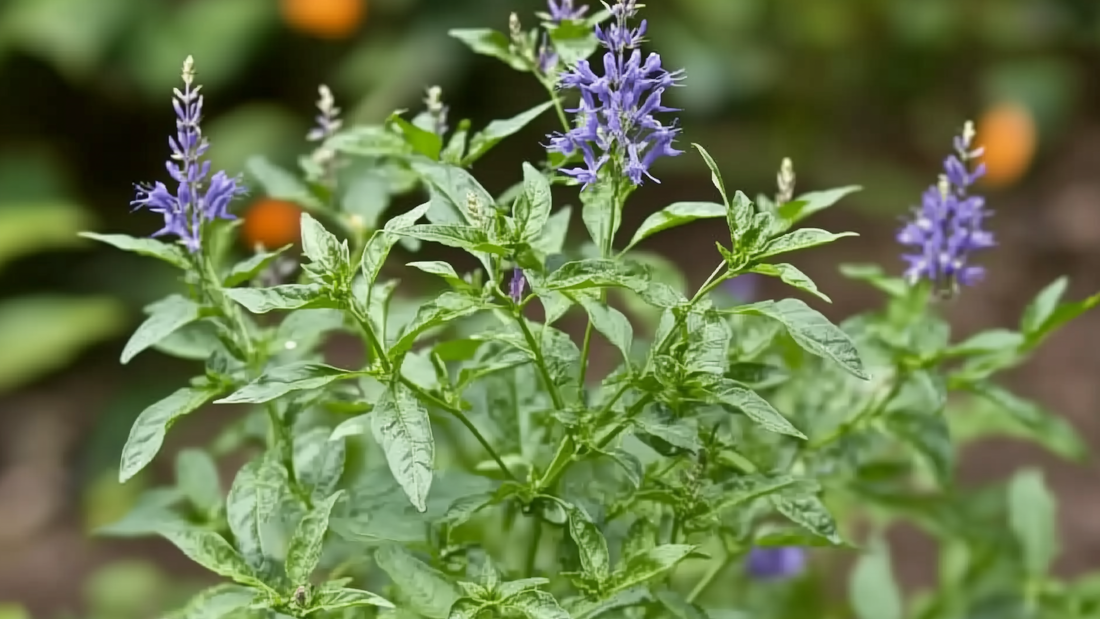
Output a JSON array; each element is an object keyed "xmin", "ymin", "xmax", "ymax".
[{"xmin": 2, "ymin": 0, "xmax": 1100, "ymax": 616}]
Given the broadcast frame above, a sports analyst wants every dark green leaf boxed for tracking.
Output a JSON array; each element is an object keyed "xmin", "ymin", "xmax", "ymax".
[
  {"xmin": 565, "ymin": 503, "xmax": 611, "ymax": 584},
  {"xmin": 771, "ymin": 492, "xmax": 843, "ymax": 545},
  {"xmin": 175, "ymin": 449, "xmax": 221, "ymax": 514},
  {"xmin": 226, "ymin": 456, "xmax": 284, "ymax": 575},
  {"xmin": 300, "ymin": 213, "xmax": 350, "ymax": 278},
  {"xmin": 726, "ymin": 191, "xmax": 755, "ymax": 250},
  {"xmin": 732, "ymin": 298, "xmax": 868, "ymax": 379},
  {"xmin": 372, "ymin": 385, "xmax": 434, "ymax": 512},
  {"xmin": 518, "ymin": 162, "xmax": 553, "ymax": 241},
  {"xmin": 448, "ymin": 28, "xmax": 529, "ymax": 71},
  {"xmin": 78, "ymin": 232, "xmax": 190, "ymax": 269},
  {"xmin": 309, "ymin": 587, "xmax": 395, "ymax": 613},
  {"xmin": 544, "ymin": 259, "xmax": 647, "ymax": 292},
  {"xmin": 119, "ymin": 385, "xmax": 222, "ymax": 482},
  {"xmin": 849, "ymin": 536, "xmax": 902, "ymax": 619},
  {"xmin": 754, "ymin": 228, "xmax": 857, "ymax": 261},
  {"xmin": 294, "ymin": 428, "xmax": 347, "ymax": 502},
  {"xmin": 778, "ymin": 185, "xmax": 862, "ymax": 225},
  {"xmin": 610, "ymin": 545, "xmax": 696, "ymax": 592},
  {"xmin": 398, "ymin": 224, "xmax": 507, "ymax": 255},
  {"xmin": 576, "ymin": 296, "xmax": 633, "ymax": 364},
  {"xmin": 465, "ymin": 103, "xmax": 554, "ymax": 165},
  {"xmin": 707, "ymin": 380, "xmax": 805, "ymax": 439},
  {"xmin": 374, "ymin": 545, "xmax": 460, "ymax": 619},
  {"xmin": 159, "ymin": 527, "xmax": 262, "ymax": 587},
  {"xmin": 623, "ymin": 201, "xmax": 725, "ymax": 252},
  {"xmin": 633, "ymin": 407, "xmax": 701, "ymax": 454},
  {"xmin": 224, "ymin": 284, "xmax": 337, "ymax": 314},
  {"xmin": 216, "ymin": 363, "xmax": 356, "ymax": 405},
  {"xmin": 389, "ymin": 114, "xmax": 443, "ymax": 160},
  {"xmin": 121, "ymin": 294, "xmax": 202, "ymax": 364},
  {"xmin": 712, "ymin": 475, "xmax": 815, "ymax": 513},
  {"xmin": 749, "ymin": 263, "xmax": 831, "ymax": 303},
  {"xmin": 223, "ymin": 245, "xmax": 292, "ymax": 287},
  {"xmin": 502, "ymin": 590, "xmax": 570, "ymax": 619},
  {"xmin": 245, "ymin": 155, "xmax": 322, "ymax": 209},
  {"xmin": 286, "ymin": 490, "xmax": 345, "ymax": 584},
  {"xmin": 1007, "ymin": 468, "xmax": 1057, "ymax": 577}
]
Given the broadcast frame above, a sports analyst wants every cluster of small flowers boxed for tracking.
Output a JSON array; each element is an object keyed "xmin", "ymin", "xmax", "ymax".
[{"xmin": 898, "ymin": 121, "xmax": 994, "ymax": 291}]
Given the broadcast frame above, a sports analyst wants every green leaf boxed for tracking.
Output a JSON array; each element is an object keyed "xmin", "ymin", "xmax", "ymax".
[
  {"xmin": 390, "ymin": 292, "xmax": 486, "ymax": 359},
  {"xmin": 286, "ymin": 490, "xmax": 345, "ymax": 584},
  {"xmin": 545, "ymin": 19, "xmax": 601, "ymax": 67},
  {"xmin": 502, "ymin": 590, "xmax": 570, "ymax": 619},
  {"xmin": 224, "ymin": 284, "xmax": 338, "ymax": 314},
  {"xmin": 119, "ymin": 385, "xmax": 222, "ymax": 483},
  {"xmin": 838, "ymin": 263, "xmax": 909, "ymax": 298},
  {"xmin": 771, "ymin": 492, "xmax": 843, "ymax": 545},
  {"xmin": 374, "ymin": 545, "xmax": 460, "ymax": 619},
  {"xmin": 753, "ymin": 228, "xmax": 857, "ymax": 261},
  {"xmin": 309, "ymin": 587, "xmax": 395, "ymax": 613},
  {"xmin": 159, "ymin": 527, "xmax": 262, "ymax": 587},
  {"xmin": 398, "ymin": 224, "xmax": 506, "ymax": 255},
  {"xmin": 518, "ymin": 162, "xmax": 553, "ymax": 241},
  {"xmin": 175, "ymin": 449, "xmax": 221, "ymax": 514},
  {"xmin": 544, "ymin": 259, "xmax": 647, "ymax": 292},
  {"xmin": 712, "ymin": 475, "xmax": 815, "ymax": 514},
  {"xmin": 749, "ymin": 263, "xmax": 831, "ymax": 303},
  {"xmin": 967, "ymin": 382, "xmax": 1087, "ymax": 460},
  {"xmin": 565, "ymin": 503, "xmax": 611, "ymax": 584},
  {"xmin": 633, "ymin": 406, "xmax": 701, "ymax": 455},
  {"xmin": 610, "ymin": 545, "xmax": 696, "ymax": 592},
  {"xmin": 1007, "ymin": 468, "xmax": 1058, "ymax": 577},
  {"xmin": 887, "ymin": 372, "xmax": 952, "ymax": 486},
  {"xmin": 732, "ymin": 298, "xmax": 868, "ymax": 379},
  {"xmin": 464, "ymin": 103, "xmax": 554, "ymax": 165},
  {"xmin": 533, "ymin": 206, "xmax": 572, "ymax": 256},
  {"xmin": 389, "ymin": 113, "xmax": 443, "ymax": 160},
  {"xmin": 245, "ymin": 155, "xmax": 322, "ymax": 209},
  {"xmin": 95, "ymin": 488, "xmax": 187, "ymax": 537},
  {"xmin": 410, "ymin": 160, "xmax": 494, "ymax": 226},
  {"xmin": 624, "ymin": 201, "xmax": 725, "ymax": 252},
  {"xmin": 947, "ymin": 328, "xmax": 1024, "ymax": 357},
  {"xmin": 690, "ymin": 144, "xmax": 728, "ymax": 206},
  {"xmin": 448, "ymin": 28, "xmax": 529, "ymax": 71},
  {"xmin": 406, "ymin": 261, "xmax": 465, "ymax": 288},
  {"xmin": 121, "ymin": 294, "xmax": 202, "ymax": 364},
  {"xmin": 849, "ymin": 536, "xmax": 902, "ymax": 619},
  {"xmin": 300, "ymin": 213, "xmax": 350, "ymax": 278},
  {"xmin": 294, "ymin": 427, "xmax": 347, "ymax": 502},
  {"xmin": 576, "ymin": 295, "xmax": 633, "ymax": 364},
  {"xmin": 223, "ymin": 245, "xmax": 292, "ymax": 287},
  {"xmin": 225, "ymin": 456, "xmax": 284, "ymax": 575},
  {"xmin": 708, "ymin": 380, "xmax": 805, "ymax": 439},
  {"xmin": 372, "ymin": 385, "xmax": 435, "ymax": 512},
  {"xmin": 78, "ymin": 232, "xmax": 189, "ymax": 269},
  {"xmin": 580, "ymin": 177, "xmax": 617, "ymax": 251},
  {"xmin": 163, "ymin": 583, "xmax": 256, "ymax": 619},
  {"xmin": 726, "ymin": 191, "xmax": 755, "ymax": 250},
  {"xmin": 778, "ymin": 185, "xmax": 862, "ymax": 225},
  {"xmin": 216, "ymin": 363, "xmax": 356, "ymax": 405},
  {"xmin": 362, "ymin": 202, "xmax": 433, "ymax": 286},
  {"xmin": 1021, "ymin": 276, "xmax": 1068, "ymax": 335},
  {"xmin": 1022, "ymin": 284, "xmax": 1100, "ymax": 349}
]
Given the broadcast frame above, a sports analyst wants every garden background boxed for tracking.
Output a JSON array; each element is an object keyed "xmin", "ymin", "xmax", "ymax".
[{"xmin": 1, "ymin": 0, "xmax": 1099, "ymax": 616}]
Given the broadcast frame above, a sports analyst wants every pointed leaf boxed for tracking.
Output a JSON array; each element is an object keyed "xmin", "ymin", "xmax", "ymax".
[
  {"xmin": 362, "ymin": 201, "xmax": 433, "ymax": 286},
  {"xmin": 309, "ymin": 587, "xmax": 395, "ymax": 613},
  {"xmin": 690, "ymin": 144, "xmax": 728, "ymax": 205},
  {"xmin": 372, "ymin": 385, "xmax": 435, "ymax": 512},
  {"xmin": 544, "ymin": 259, "xmax": 647, "ymax": 292},
  {"xmin": 224, "ymin": 284, "xmax": 337, "ymax": 314},
  {"xmin": 300, "ymin": 213, "xmax": 349, "ymax": 277},
  {"xmin": 754, "ymin": 228, "xmax": 857, "ymax": 261},
  {"xmin": 216, "ymin": 363, "xmax": 356, "ymax": 404},
  {"xmin": 226, "ymin": 456, "xmax": 284, "ymax": 575},
  {"xmin": 223, "ymin": 245, "xmax": 292, "ymax": 287},
  {"xmin": 121, "ymin": 295, "xmax": 202, "ymax": 364},
  {"xmin": 707, "ymin": 380, "xmax": 805, "ymax": 439},
  {"xmin": 448, "ymin": 28, "xmax": 529, "ymax": 71},
  {"xmin": 518, "ymin": 162, "xmax": 553, "ymax": 241},
  {"xmin": 732, "ymin": 298, "xmax": 868, "ymax": 379},
  {"xmin": 849, "ymin": 537, "xmax": 902, "ymax": 619},
  {"xmin": 778, "ymin": 185, "xmax": 862, "ymax": 225},
  {"xmin": 1008, "ymin": 468, "xmax": 1058, "ymax": 577},
  {"xmin": 119, "ymin": 385, "xmax": 222, "ymax": 482},
  {"xmin": 503, "ymin": 590, "xmax": 570, "ymax": 619},
  {"xmin": 576, "ymin": 296, "xmax": 633, "ymax": 364},
  {"xmin": 294, "ymin": 427, "xmax": 347, "ymax": 502},
  {"xmin": 78, "ymin": 232, "xmax": 189, "ymax": 269},
  {"xmin": 286, "ymin": 490, "xmax": 345, "ymax": 583},
  {"xmin": 624, "ymin": 201, "xmax": 725, "ymax": 252},
  {"xmin": 749, "ymin": 263, "xmax": 831, "ymax": 303},
  {"xmin": 771, "ymin": 492, "xmax": 843, "ymax": 545},
  {"xmin": 610, "ymin": 545, "xmax": 696, "ymax": 592},
  {"xmin": 564, "ymin": 503, "xmax": 611, "ymax": 583},
  {"xmin": 465, "ymin": 103, "xmax": 555, "ymax": 165},
  {"xmin": 374, "ymin": 545, "xmax": 460, "ymax": 619},
  {"xmin": 160, "ymin": 527, "xmax": 261, "ymax": 587},
  {"xmin": 175, "ymin": 449, "xmax": 221, "ymax": 514}
]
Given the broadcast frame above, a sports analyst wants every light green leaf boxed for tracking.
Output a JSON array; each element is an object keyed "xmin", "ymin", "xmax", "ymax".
[
  {"xmin": 245, "ymin": 155, "xmax": 322, "ymax": 209},
  {"xmin": 300, "ymin": 213, "xmax": 350, "ymax": 278},
  {"xmin": 712, "ymin": 475, "xmax": 815, "ymax": 513},
  {"xmin": 449, "ymin": 28, "xmax": 528, "ymax": 71},
  {"xmin": 633, "ymin": 407, "xmax": 701, "ymax": 454},
  {"xmin": 533, "ymin": 206, "xmax": 573, "ymax": 256},
  {"xmin": 624, "ymin": 201, "xmax": 725, "ymax": 252},
  {"xmin": 502, "ymin": 590, "xmax": 570, "ymax": 619},
  {"xmin": 410, "ymin": 160, "xmax": 494, "ymax": 225},
  {"xmin": 286, "ymin": 490, "xmax": 345, "ymax": 584},
  {"xmin": 1008, "ymin": 468, "xmax": 1058, "ymax": 577},
  {"xmin": 498, "ymin": 578, "xmax": 552, "ymax": 599},
  {"xmin": 838, "ymin": 263, "xmax": 909, "ymax": 298},
  {"xmin": 1021, "ymin": 277, "xmax": 1068, "ymax": 334},
  {"xmin": 771, "ymin": 492, "xmax": 843, "ymax": 545},
  {"xmin": 390, "ymin": 292, "xmax": 486, "ymax": 359},
  {"xmin": 0, "ymin": 202, "xmax": 90, "ymax": 268},
  {"xmin": 465, "ymin": 103, "xmax": 555, "ymax": 165},
  {"xmin": 223, "ymin": 245, "xmax": 291, "ymax": 287},
  {"xmin": 362, "ymin": 201, "xmax": 433, "ymax": 286},
  {"xmin": 389, "ymin": 113, "xmax": 443, "ymax": 160},
  {"xmin": 708, "ymin": 380, "xmax": 805, "ymax": 439},
  {"xmin": 778, "ymin": 185, "xmax": 862, "ymax": 225},
  {"xmin": 406, "ymin": 261, "xmax": 467, "ymax": 290},
  {"xmin": 948, "ymin": 328, "xmax": 1024, "ymax": 357},
  {"xmin": 119, "ymin": 385, "xmax": 222, "ymax": 482},
  {"xmin": 580, "ymin": 178, "xmax": 617, "ymax": 251},
  {"xmin": 397, "ymin": 224, "xmax": 507, "ymax": 255},
  {"xmin": 690, "ymin": 144, "xmax": 728, "ymax": 206},
  {"xmin": 372, "ymin": 385, "xmax": 435, "ymax": 512},
  {"xmin": 374, "ymin": 544, "xmax": 460, "ymax": 619},
  {"xmin": 225, "ymin": 456, "xmax": 284, "ymax": 575},
  {"xmin": 968, "ymin": 382, "xmax": 1087, "ymax": 460},
  {"xmin": 732, "ymin": 298, "xmax": 868, "ymax": 379},
  {"xmin": 159, "ymin": 528, "xmax": 262, "ymax": 590},
  {"xmin": 518, "ymin": 162, "xmax": 553, "ymax": 241},
  {"xmin": 544, "ymin": 259, "xmax": 647, "ymax": 292},
  {"xmin": 330, "ymin": 414, "xmax": 371, "ymax": 441},
  {"xmin": 610, "ymin": 545, "xmax": 696, "ymax": 592},
  {"xmin": 216, "ymin": 363, "xmax": 356, "ymax": 404},
  {"xmin": 224, "ymin": 284, "xmax": 338, "ymax": 314},
  {"xmin": 849, "ymin": 537, "xmax": 902, "ymax": 619},
  {"xmin": 308, "ymin": 587, "xmax": 395, "ymax": 613},
  {"xmin": 754, "ymin": 228, "xmax": 857, "ymax": 261},
  {"xmin": 576, "ymin": 296, "xmax": 633, "ymax": 364},
  {"xmin": 726, "ymin": 191, "xmax": 756, "ymax": 249},
  {"xmin": 95, "ymin": 488, "xmax": 187, "ymax": 537},
  {"xmin": 163, "ymin": 583, "xmax": 256, "ymax": 619},
  {"xmin": 294, "ymin": 427, "xmax": 347, "ymax": 502},
  {"xmin": 121, "ymin": 294, "xmax": 202, "ymax": 364},
  {"xmin": 175, "ymin": 449, "xmax": 221, "ymax": 514},
  {"xmin": 1022, "ymin": 281, "xmax": 1100, "ymax": 350},
  {"xmin": 78, "ymin": 232, "xmax": 189, "ymax": 269},
  {"xmin": 749, "ymin": 263, "xmax": 831, "ymax": 303},
  {"xmin": 565, "ymin": 503, "xmax": 611, "ymax": 584}
]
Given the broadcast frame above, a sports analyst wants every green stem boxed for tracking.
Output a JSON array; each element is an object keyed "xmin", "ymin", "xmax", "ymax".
[
  {"xmin": 399, "ymin": 376, "xmax": 518, "ymax": 482},
  {"xmin": 536, "ymin": 435, "xmax": 576, "ymax": 490},
  {"xmin": 525, "ymin": 519, "xmax": 543, "ymax": 576},
  {"xmin": 537, "ymin": 76, "xmax": 571, "ymax": 132},
  {"xmin": 514, "ymin": 312, "xmax": 566, "ymax": 410},
  {"xmin": 348, "ymin": 300, "xmax": 392, "ymax": 374}
]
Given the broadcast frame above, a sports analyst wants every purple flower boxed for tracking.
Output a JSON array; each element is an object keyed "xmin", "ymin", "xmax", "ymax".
[
  {"xmin": 132, "ymin": 56, "xmax": 245, "ymax": 253},
  {"xmin": 546, "ymin": 0, "xmax": 684, "ymax": 189},
  {"xmin": 537, "ymin": 33, "xmax": 559, "ymax": 74},
  {"xmin": 746, "ymin": 546, "xmax": 806, "ymax": 580},
  {"xmin": 307, "ymin": 84, "xmax": 342, "ymax": 142},
  {"xmin": 724, "ymin": 274, "xmax": 759, "ymax": 303},
  {"xmin": 898, "ymin": 121, "xmax": 994, "ymax": 291},
  {"xmin": 547, "ymin": 0, "xmax": 588, "ymax": 23},
  {"xmin": 509, "ymin": 267, "xmax": 527, "ymax": 303}
]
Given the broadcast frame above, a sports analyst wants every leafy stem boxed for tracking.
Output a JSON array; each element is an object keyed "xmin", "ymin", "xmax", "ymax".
[
  {"xmin": 513, "ymin": 311, "xmax": 566, "ymax": 410},
  {"xmin": 578, "ymin": 175, "xmax": 624, "ymax": 402},
  {"xmin": 348, "ymin": 298, "xmax": 392, "ymax": 374}
]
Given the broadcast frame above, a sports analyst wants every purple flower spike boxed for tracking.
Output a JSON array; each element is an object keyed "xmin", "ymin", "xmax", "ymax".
[
  {"xmin": 509, "ymin": 267, "xmax": 527, "ymax": 304},
  {"xmin": 546, "ymin": 0, "xmax": 684, "ymax": 189},
  {"xmin": 746, "ymin": 546, "xmax": 807, "ymax": 580},
  {"xmin": 897, "ymin": 121, "xmax": 994, "ymax": 292},
  {"xmin": 132, "ymin": 56, "xmax": 245, "ymax": 252},
  {"xmin": 547, "ymin": 0, "xmax": 588, "ymax": 23}
]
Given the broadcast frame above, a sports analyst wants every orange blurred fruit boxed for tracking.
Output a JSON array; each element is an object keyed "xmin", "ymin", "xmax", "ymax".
[
  {"xmin": 241, "ymin": 199, "xmax": 302, "ymax": 249},
  {"xmin": 280, "ymin": 0, "xmax": 365, "ymax": 39},
  {"xmin": 975, "ymin": 102, "xmax": 1037, "ymax": 188}
]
